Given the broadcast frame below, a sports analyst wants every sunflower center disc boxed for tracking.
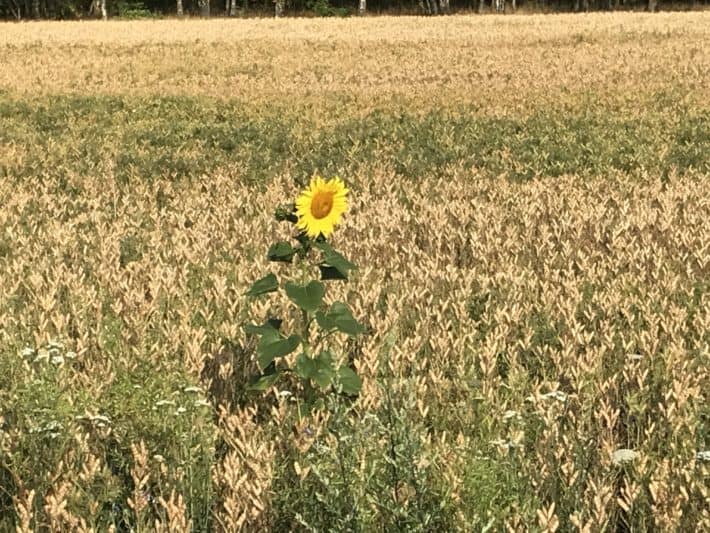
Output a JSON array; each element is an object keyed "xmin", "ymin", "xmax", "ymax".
[{"xmin": 311, "ymin": 191, "xmax": 334, "ymax": 219}]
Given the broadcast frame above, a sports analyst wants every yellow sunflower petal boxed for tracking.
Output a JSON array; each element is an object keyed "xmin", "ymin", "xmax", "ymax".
[{"xmin": 295, "ymin": 176, "xmax": 348, "ymax": 238}]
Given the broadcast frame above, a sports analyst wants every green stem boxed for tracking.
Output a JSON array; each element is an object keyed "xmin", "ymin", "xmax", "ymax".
[{"xmin": 301, "ymin": 310, "xmax": 312, "ymax": 352}]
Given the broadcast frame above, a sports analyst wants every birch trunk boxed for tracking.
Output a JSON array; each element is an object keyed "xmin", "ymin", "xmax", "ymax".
[
  {"xmin": 199, "ymin": 0, "xmax": 210, "ymax": 16},
  {"xmin": 647, "ymin": 0, "xmax": 657, "ymax": 10},
  {"xmin": 358, "ymin": 0, "xmax": 365, "ymax": 15},
  {"xmin": 510, "ymin": 0, "xmax": 515, "ymax": 11},
  {"xmin": 478, "ymin": 0, "xmax": 484, "ymax": 12},
  {"xmin": 32, "ymin": 0, "xmax": 39, "ymax": 18},
  {"xmin": 100, "ymin": 0, "xmax": 107, "ymax": 19},
  {"xmin": 176, "ymin": 0, "xmax": 183, "ymax": 15},
  {"xmin": 439, "ymin": 0, "xmax": 449, "ymax": 14},
  {"xmin": 274, "ymin": 0, "xmax": 284, "ymax": 16},
  {"xmin": 229, "ymin": 0, "xmax": 237, "ymax": 15},
  {"xmin": 9, "ymin": 0, "xmax": 21, "ymax": 19}
]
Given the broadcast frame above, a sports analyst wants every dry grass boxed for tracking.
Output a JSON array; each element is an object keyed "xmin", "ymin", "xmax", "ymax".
[
  {"xmin": 0, "ymin": 14, "xmax": 708, "ymax": 532},
  {"xmin": 1, "ymin": 14, "xmax": 708, "ymax": 112}
]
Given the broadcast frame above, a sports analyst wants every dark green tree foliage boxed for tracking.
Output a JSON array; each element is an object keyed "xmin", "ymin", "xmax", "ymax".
[{"xmin": 1, "ymin": 0, "xmax": 706, "ymax": 19}]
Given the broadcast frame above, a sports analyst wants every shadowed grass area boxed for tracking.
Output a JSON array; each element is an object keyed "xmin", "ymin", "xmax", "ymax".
[{"xmin": 1, "ymin": 93, "xmax": 707, "ymax": 184}]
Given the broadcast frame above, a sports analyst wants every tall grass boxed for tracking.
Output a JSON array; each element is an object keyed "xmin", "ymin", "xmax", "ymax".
[{"xmin": 0, "ymin": 14, "xmax": 708, "ymax": 531}]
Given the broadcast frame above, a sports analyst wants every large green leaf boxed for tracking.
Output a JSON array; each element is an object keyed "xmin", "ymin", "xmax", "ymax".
[
  {"xmin": 312, "ymin": 351, "xmax": 336, "ymax": 389},
  {"xmin": 245, "ymin": 273, "xmax": 278, "ymax": 297},
  {"xmin": 338, "ymin": 366, "xmax": 362, "ymax": 395},
  {"xmin": 247, "ymin": 371, "xmax": 280, "ymax": 391},
  {"xmin": 247, "ymin": 362, "xmax": 280, "ymax": 391},
  {"xmin": 295, "ymin": 351, "xmax": 335, "ymax": 390},
  {"xmin": 267, "ymin": 241, "xmax": 295, "ymax": 263},
  {"xmin": 285, "ymin": 280, "xmax": 325, "ymax": 313},
  {"xmin": 257, "ymin": 332, "xmax": 300, "ymax": 370},
  {"xmin": 294, "ymin": 353, "xmax": 317, "ymax": 381},
  {"xmin": 316, "ymin": 302, "xmax": 365, "ymax": 337},
  {"xmin": 319, "ymin": 265, "xmax": 348, "ymax": 281},
  {"xmin": 314, "ymin": 241, "xmax": 356, "ymax": 280}
]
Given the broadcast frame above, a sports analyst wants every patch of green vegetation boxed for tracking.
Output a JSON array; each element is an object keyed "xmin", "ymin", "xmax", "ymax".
[
  {"xmin": 0, "ymin": 342, "xmax": 214, "ymax": 531},
  {"xmin": 0, "ymin": 93, "xmax": 707, "ymax": 185},
  {"xmin": 119, "ymin": 234, "xmax": 143, "ymax": 268}
]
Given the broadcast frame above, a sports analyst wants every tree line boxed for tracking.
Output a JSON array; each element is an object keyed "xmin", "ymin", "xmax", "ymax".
[{"xmin": 0, "ymin": 0, "xmax": 706, "ymax": 21}]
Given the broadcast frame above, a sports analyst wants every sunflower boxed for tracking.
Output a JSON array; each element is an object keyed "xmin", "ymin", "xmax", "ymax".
[{"xmin": 295, "ymin": 176, "xmax": 349, "ymax": 239}]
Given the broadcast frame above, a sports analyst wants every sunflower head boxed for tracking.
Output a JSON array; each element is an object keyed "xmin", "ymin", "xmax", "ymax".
[{"xmin": 295, "ymin": 176, "xmax": 348, "ymax": 239}]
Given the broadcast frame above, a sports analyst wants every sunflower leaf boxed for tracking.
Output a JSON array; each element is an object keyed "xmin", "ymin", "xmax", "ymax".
[
  {"xmin": 315, "ymin": 310, "xmax": 334, "ymax": 331},
  {"xmin": 247, "ymin": 373, "xmax": 280, "ymax": 391},
  {"xmin": 247, "ymin": 364, "xmax": 280, "ymax": 391},
  {"xmin": 319, "ymin": 265, "xmax": 348, "ymax": 281},
  {"xmin": 245, "ymin": 273, "xmax": 278, "ymax": 297},
  {"xmin": 285, "ymin": 281, "xmax": 325, "ymax": 313},
  {"xmin": 337, "ymin": 366, "xmax": 362, "ymax": 395},
  {"xmin": 313, "ymin": 241, "xmax": 356, "ymax": 280},
  {"xmin": 316, "ymin": 302, "xmax": 365, "ymax": 337},
  {"xmin": 312, "ymin": 351, "xmax": 336, "ymax": 389},
  {"xmin": 296, "ymin": 351, "xmax": 336, "ymax": 390},
  {"xmin": 267, "ymin": 241, "xmax": 295, "ymax": 263},
  {"xmin": 257, "ymin": 333, "xmax": 301, "ymax": 370},
  {"xmin": 294, "ymin": 353, "xmax": 317, "ymax": 381}
]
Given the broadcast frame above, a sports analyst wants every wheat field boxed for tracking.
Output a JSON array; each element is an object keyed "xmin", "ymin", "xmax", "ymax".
[{"xmin": 0, "ymin": 13, "xmax": 708, "ymax": 532}]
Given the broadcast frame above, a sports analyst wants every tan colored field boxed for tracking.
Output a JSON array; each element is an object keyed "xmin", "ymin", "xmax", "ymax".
[
  {"xmin": 1, "ymin": 14, "xmax": 709, "ymax": 112},
  {"xmin": 0, "ymin": 14, "xmax": 708, "ymax": 532}
]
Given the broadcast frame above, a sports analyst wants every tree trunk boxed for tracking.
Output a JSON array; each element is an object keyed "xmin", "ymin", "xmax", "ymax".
[
  {"xmin": 100, "ymin": 0, "xmax": 107, "ymax": 19},
  {"xmin": 199, "ymin": 0, "xmax": 210, "ymax": 16},
  {"xmin": 647, "ymin": 0, "xmax": 657, "ymax": 10},
  {"xmin": 358, "ymin": 0, "xmax": 365, "ymax": 15},
  {"xmin": 439, "ymin": 0, "xmax": 449, "ymax": 13},
  {"xmin": 510, "ymin": 0, "xmax": 515, "ymax": 11},
  {"xmin": 274, "ymin": 0, "xmax": 284, "ymax": 16},
  {"xmin": 9, "ymin": 0, "xmax": 22, "ymax": 19},
  {"xmin": 32, "ymin": 0, "xmax": 39, "ymax": 18},
  {"xmin": 478, "ymin": 0, "xmax": 484, "ymax": 12},
  {"xmin": 229, "ymin": 0, "xmax": 237, "ymax": 15},
  {"xmin": 176, "ymin": 0, "xmax": 183, "ymax": 16}
]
